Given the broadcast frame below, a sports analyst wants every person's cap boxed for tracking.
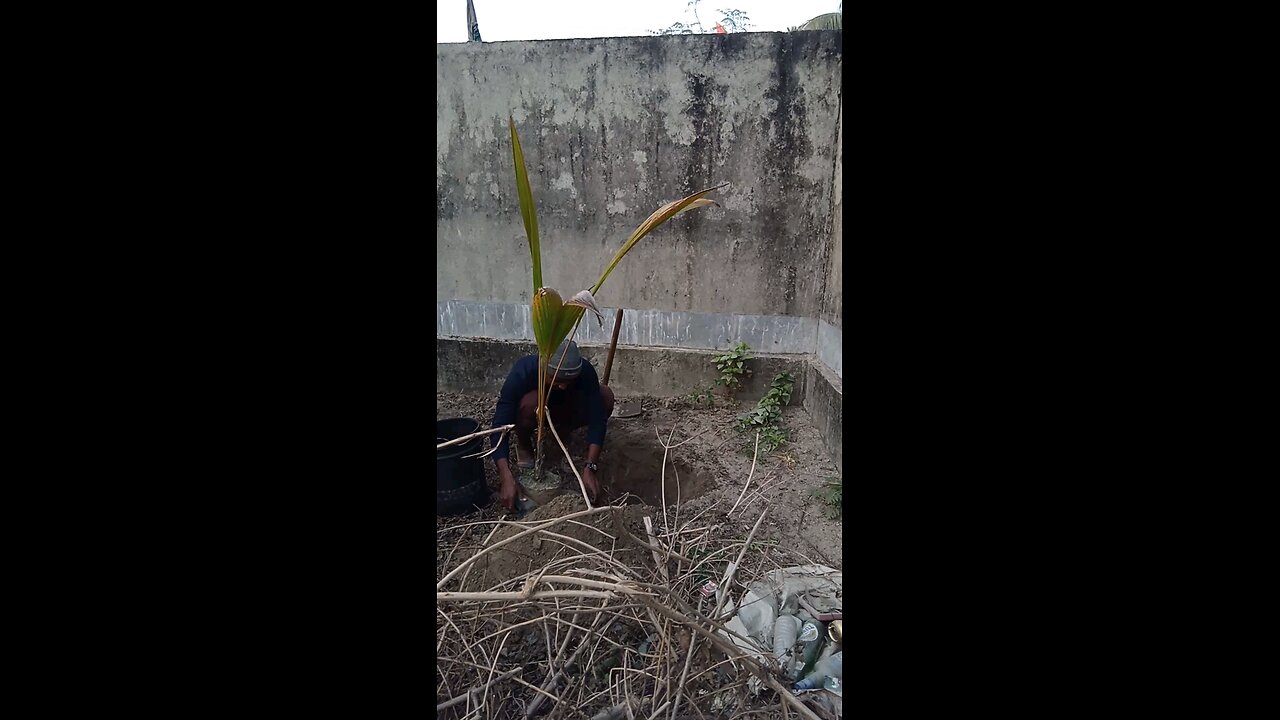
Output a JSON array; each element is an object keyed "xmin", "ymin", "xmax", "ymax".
[{"xmin": 548, "ymin": 340, "xmax": 583, "ymax": 379}]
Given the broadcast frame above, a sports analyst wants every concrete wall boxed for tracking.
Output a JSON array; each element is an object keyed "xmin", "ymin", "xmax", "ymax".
[
  {"xmin": 807, "ymin": 101, "xmax": 841, "ymax": 471},
  {"xmin": 438, "ymin": 300, "xmax": 817, "ymax": 354},
  {"xmin": 438, "ymin": 337, "xmax": 808, "ymax": 404},
  {"xmin": 437, "ymin": 32, "xmax": 842, "ymax": 470},
  {"xmin": 803, "ymin": 360, "xmax": 842, "ymax": 473},
  {"xmin": 823, "ymin": 100, "xmax": 843, "ymax": 330},
  {"xmin": 437, "ymin": 31, "xmax": 842, "ymax": 325},
  {"xmin": 817, "ymin": 99, "xmax": 842, "ymax": 378}
]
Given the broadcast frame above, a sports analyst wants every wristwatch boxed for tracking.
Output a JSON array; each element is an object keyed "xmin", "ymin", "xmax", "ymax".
[{"xmin": 585, "ymin": 462, "xmax": 599, "ymax": 472}]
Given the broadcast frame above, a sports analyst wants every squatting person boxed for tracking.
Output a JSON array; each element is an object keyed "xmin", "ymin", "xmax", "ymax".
[{"xmin": 490, "ymin": 340, "xmax": 614, "ymax": 510}]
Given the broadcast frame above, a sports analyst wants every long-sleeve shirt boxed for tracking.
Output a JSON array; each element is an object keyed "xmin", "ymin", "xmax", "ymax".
[{"xmin": 491, "ymin": 354, "xmax": 608, "ymax": 464}]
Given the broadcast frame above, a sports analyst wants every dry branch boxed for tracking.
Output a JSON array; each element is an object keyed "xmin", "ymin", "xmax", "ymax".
[
  {"xmin": 437, "ymin": 506, "xmax": 616, "ymax": 590},
  {"xmin": 437, "ymin": 424, "xmax": 516, "ymax": 449},
  {"xmin": 636, "ymin": 597, "xmax": 821, "ymax": 720},
  {"xmin": 643, "ymin": 516, "xmax": 669, "ymax": 584},
  {"xmin": 436, "ymin": 446, "xmax": 838, "ymax": 720},
  {"xmin": 727, "ymin": 431, "xmax": 762, "ymax": 516},
  {"xmin": 713, "ymin": 509, "xmax": 767, "ymax": 619},
  {"xmin": 545, "ymin": 407, "xmax": 595, "ymax": 509}
]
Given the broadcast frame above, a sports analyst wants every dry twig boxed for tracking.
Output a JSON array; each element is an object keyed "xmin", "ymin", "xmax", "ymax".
[{"xmin": 435, "ymin": 442, "xmax": 838, "ymax": 720}]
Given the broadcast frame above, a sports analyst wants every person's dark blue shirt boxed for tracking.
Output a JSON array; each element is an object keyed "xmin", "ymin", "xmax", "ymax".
[{"xmin": 491, "ymin": 355, "xmax": 607, "ymax": 463}]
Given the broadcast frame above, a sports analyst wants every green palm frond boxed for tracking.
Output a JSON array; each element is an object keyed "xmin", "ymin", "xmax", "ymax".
[
  {"xmin": 509, "ymin": 119, "xmax": 724, "ymax": 361},
  {"xmin": 508, "ymin": 117, "xmax": 724, "ymax": 481},
  {"xmin": 509, "ymin": 116, "xmax": 542, "ymax": 291},
  {"xmin": 591, "ymin": 188, "xmax": 725, "ymax": 294}
]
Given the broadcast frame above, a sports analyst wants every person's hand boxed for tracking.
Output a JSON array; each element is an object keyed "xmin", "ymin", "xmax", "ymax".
[
  {"xmin": 582, "ymin": 467, "xmax": 600, "ymax": 503},
  {"xmin": 499, "ymin": 476, "xmax": 518, "ymax": 511}
]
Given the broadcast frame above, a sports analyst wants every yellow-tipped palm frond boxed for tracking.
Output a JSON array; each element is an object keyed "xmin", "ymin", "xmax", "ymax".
[
  {"xmin": 591, "ymin": 185, "xmax": 726, "ymax": 294},
  {"xmin": 511, "ymin": 120, "xmax": 725, "ymax": 362},
  {"xmin": 509, "ymin": 117, "xmax": 724, "ymax": 481}
]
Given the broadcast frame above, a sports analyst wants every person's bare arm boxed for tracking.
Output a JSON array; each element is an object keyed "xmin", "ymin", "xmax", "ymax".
[
  {"xmin": 496, "ymin": 457, "xmax": 517, "ymax": 510},
  {"xmin": 492, "ymin": 358, "xmax": 534, "ymax": 511},
  {"xmin": 581, "ymin": 363, "xmax": 607, "ymax": 502},
  {"xmin": 581, "ymin": 443, "xmax": 603, "ymax": 501}
]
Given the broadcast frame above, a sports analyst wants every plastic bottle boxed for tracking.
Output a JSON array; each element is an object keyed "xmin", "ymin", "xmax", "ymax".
[
  {"xmin": 772, "ymin": 615, "xmax": 802, "ymax": 661},
  {"xmin": 784, "ymin": 616, "xmax": 819, "ymax": 679},
  {"xmin": 794, "ymin": 651, "xmax": 842, "ymax": 690},
  {"xmin": 797, "ymin": 619, "xmax": 827, "ymax": 671}
]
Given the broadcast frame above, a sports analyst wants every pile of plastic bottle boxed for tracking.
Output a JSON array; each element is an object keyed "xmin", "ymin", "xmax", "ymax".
[{"xmin": 771, "ymin": 595, "xmax": 844, "ymax": 693}]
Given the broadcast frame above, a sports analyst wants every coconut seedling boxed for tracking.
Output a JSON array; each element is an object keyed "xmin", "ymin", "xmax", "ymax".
[{"xmin": 508, "ymin": 116, "xmax": 725, "ymax": 503}]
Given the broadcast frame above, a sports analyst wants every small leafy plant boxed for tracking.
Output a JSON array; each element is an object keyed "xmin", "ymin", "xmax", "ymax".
[
  {"xmin": 740, "ymin": 371, "xmax": 794, "ymax": 428},
  {"xmin": 758, "ymin": 425, "xmax": 788, "ymax": 454},
  {"xmin": 688, "ymin": 384, "xmax": 717, "ymax": 407},
  {"xmin": 738, "ymin": 371, "xmax": 794, "ymax": 454},
  {"xmin": 809, "ymin": 477, "xmax": 842, "ymax": 519},
  {"xmin": 712, "ymin": 342, "xmax": 753, "ymax": 393}
]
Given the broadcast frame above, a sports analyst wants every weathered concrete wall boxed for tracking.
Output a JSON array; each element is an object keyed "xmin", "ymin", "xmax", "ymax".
[
  {"xmin": 817, "ymin": 99, "xmax": 842, "ymax": 379},
  {"xmin": 436, "ymin": 32, "xmax": 843, "ymax": 320},
  {"xmin": 437, "ymin": 32, "xmax": 843, "ymax": 472},
  {"xmin": 822, "ymin": 100, "xmax": 843, "ymax": 328},
  {"xmin": 808, "ymin": 99, "xmax": 841, "ymax": 463},
  {"xmin": 437, "ymin": 337, "xmax": 808, "ymax": 404},
  {"xmin": 803, "ymin": 359, "xmax": 842, "ymax": 473},
  {"xmin": 438, "ymin": 300, "xmax": 817, "ymax": 354}
]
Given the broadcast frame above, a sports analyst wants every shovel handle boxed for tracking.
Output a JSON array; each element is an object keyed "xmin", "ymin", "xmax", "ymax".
[{"xmin": 602, "ymin": 308, "xmax": 623, "ymax": 386}]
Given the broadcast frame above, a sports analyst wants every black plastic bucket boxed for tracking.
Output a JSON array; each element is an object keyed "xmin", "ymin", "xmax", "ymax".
[{"xmin": 437, "ymin": 417, "xmax": 491, "ymax": 516}]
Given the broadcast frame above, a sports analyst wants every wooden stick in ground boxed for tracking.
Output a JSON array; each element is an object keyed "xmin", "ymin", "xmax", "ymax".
[
  {"xmin": 602, "ymin": 308, "xmax": 623, "ymax": 385},
  {"xmin": 659, "ymin": 423, "xmax": 677, "ymax": 534},
  {"xmin": 609, "ymin": 508, "xmax": 694, "ymax": 564},
  {"xmin": 727, "ymin": 431, "xmax": 761, "ymax": 516},
  {"xmin": 642, "ymin": 516, "xmax": 669, "ymax": 584}
]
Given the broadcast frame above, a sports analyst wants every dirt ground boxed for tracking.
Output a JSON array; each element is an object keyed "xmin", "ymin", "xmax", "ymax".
[{"xmin": 435, "ymin": 390, "xmax": 843, "ymax": 572}]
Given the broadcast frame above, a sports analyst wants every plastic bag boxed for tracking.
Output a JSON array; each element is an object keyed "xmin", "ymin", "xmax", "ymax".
[{"xmin": 718, "ymin": 564, "xmax": 842, "ymax": 667}]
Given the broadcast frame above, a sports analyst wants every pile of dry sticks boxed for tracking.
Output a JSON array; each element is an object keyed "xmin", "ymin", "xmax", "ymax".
[{"xmin": 436, "ymin": 431, "xmax": 837, "ymax": 720}]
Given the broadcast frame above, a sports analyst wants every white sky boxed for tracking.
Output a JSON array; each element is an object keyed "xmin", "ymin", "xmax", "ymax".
[{"xmin": 438, "ymin": 0, "xmax": 839, "ymax": 44}]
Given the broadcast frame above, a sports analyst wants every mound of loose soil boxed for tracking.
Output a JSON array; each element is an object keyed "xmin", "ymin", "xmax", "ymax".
[{"xmin": 455, "ymin": 495, "xmax": 663, "ymax": 591}]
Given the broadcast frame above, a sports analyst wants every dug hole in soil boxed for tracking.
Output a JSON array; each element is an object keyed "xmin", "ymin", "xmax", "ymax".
[{"xmin": 436, "ymin": 391, "xmax": 843, "ymax": 573}]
